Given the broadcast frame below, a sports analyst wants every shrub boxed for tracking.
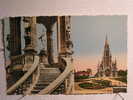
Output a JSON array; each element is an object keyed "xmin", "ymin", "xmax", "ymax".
[
  {"xmin": 79, "ymin": 82, "xmax": 105, "ymax": 89},
  {"xmin": 75, "ymin": 75, "xmax": 89, "ymax": 82},
  {"xmin": 113, "ymin": 77, "xmax": 127, "ymax": 83},
  {"xmin": 93, "ymin": 80, "xmax": 111, "ymax": 87}
]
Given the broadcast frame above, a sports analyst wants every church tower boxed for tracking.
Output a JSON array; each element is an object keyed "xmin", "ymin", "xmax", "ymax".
[
  {"xmin": 103, "ymin": 35, "xmax": 112, "ymax": 68},
  {"xmin": 97, "ymin": 35, "xmax": 117, "ymax": 77}
]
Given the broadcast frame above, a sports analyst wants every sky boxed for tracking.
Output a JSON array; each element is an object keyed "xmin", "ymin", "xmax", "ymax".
[{"xmin": 71, "ymin": 16, "xmax": 127, "ymax": 74}]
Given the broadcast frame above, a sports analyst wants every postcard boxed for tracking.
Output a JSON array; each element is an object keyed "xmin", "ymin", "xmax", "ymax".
[{"xmin": 0, "ymin": 16, "xmax": 127, "ymax": 95}]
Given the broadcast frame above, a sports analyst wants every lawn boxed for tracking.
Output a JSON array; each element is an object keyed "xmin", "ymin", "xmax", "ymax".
[{"xmin": 79, "ymin": 80, "xmax": 111, "ymax": 89}]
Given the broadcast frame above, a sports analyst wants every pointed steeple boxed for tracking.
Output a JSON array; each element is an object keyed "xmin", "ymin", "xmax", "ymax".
[
  {"xmin": 103, "ymin": 34, "xmax": 110, "ymax": 54},
  {"xmin": 97, "ymin": 35, "xmax": 118, "ymax": 77},
  {"xmin": 102, "ymin": 35, "xmax": 112, "ymax": 66},
  {"xmin": 105, "ymin": 34, "xmax": 109, "ymax": 47}
]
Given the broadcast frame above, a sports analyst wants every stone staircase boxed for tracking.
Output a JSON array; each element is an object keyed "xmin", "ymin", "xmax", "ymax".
[{"xmin": 31, "ymin": 66, "xmax": 61, "ymax": 94}]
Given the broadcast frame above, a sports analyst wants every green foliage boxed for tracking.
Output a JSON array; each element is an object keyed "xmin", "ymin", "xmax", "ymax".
[
  {"xmin": 116, "ymin": 70, "xmax": 127, "ymax": 83},
  {"xmin": 117, "ymin": 70, "xmax": 127, "ymax": 77},
  {"xmin": 113, "ymin": 77, "xmax": 127, "ymax": 83},
  {"xmin": 76, "ymin": 75, "xmax": 89, "ymax": 79},
  {"xmin": 75, "ymin": 75, "xmax": 89, "ymax": 82},
  {"xmin": 93, "ymin": 80, "xmax": 111, "ymax": 87},
  {"xmin": 79, "ymin": 80, "xmax": 111, "ymax": 89},
  {"xmin": 79, "ymin": 82, "xmax": 93, "ymax": 88},
  {"xmin": 79, "ymin": 82, "xmax": 102, "ymax": 89}
]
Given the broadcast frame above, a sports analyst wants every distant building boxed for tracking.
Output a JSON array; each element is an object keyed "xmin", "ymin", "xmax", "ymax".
[
  {"xmin": 75, "ymin": 71, "xmax": 90, "ymax": 77},
  {"xmin": 97, "ymin": 36, "xmax": 117, "ymax": 77}
]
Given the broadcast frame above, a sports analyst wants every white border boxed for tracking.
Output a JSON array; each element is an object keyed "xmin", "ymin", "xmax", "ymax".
[{"xmin": 0, "ymin": 0, "xmax": 132, "ymax": 100}]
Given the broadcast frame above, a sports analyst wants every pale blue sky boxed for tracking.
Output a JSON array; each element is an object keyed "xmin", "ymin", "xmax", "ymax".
[
  {"xmin": 71, "ymin": 16, "xmax": 127, "ymax": 57},
  {"xmin": 71, "ymin": 16, "xmax": 127, "ymax": 72}
]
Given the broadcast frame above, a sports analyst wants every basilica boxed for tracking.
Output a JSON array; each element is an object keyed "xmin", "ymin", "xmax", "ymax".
[{"xmin": 97, "ymin": 36, "xmax": 117, "ymax": 77}]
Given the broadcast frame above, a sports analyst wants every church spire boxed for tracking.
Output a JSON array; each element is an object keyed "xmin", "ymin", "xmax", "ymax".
[
  {"xmin": 103, "ymin": 35, "xmax": 110, "ymax": 53},
  {"xmin": 105, "ymin": 34, "xmax": 109, "ymax": 47},
  {"xmin": 97, "ymin": 35, "xmax": 118, "ymax": 77},
  {"xmin": 103, "ymin": 35, "xmax": 112, "ymax": 66}
]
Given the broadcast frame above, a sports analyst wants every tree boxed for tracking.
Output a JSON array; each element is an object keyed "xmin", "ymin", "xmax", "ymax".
[
  {"xmin": 117, "ymin": 70, "xmax": 127, "ymax": 77},
  {"xmin": 87, "ymin": 68, "xmax": 92, "ymax": 76}
]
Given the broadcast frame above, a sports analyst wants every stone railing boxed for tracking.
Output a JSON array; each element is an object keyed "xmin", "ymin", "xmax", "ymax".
[
  {"xmin": 65, "ymin": 71, "xmax": 74, "ymax": 94},
  {"xmin": 11, "ymin": 54, "xmax": 34, "ymax": 65},
  {"xmin": 11, "ymin": 55, "xmax": 25, "ymax": 65},
  {"xmin": 24, "ymin": 64, "xmax": 41, "ymax": 95},
  {"xmin": 38, "ymin": 57, "xmax": 74, "ymax": 94},
  {"xmin": 6, "ymin": 56, "xmax": 39, "ymax": 94}
]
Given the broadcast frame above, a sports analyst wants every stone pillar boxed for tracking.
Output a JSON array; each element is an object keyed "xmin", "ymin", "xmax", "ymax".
[
  {"xmin": 59, "ymin": 16, "xmax": 67, "ymax": 55},
  {"xmin": 58, "ymin": 16, "xmax": 73, "ymax": 56},
  {"xmin": 22, "ymin": 17, "xmax": 37, "ymax": 71},
  {"xmin": 39, "ymin": 50, "xmax": 48, "ymax": 64},
  {"xmin": 9, "ymin": 17, "xmax": 21, "ymax": 57},
  {"xmin": 23, "ymin": 17, "xmax": 37, "ymax": 54},
  {"xmin": 57, "ymin": 16, "xmax": 74, "ymax": 94},
  {"xmin": 43, "ymin": 17, "xmax": 56, "ymax": 65},
  {"xmin": 7, "ymin": 17, "xmax": 22, "ymax": 88},
  {"xmin": 36, "ymin": 16, "xmax": 56, "ymax": 65},
  {"xmin": 57, "ymin": 16, "xmax": 61, "ymax": 54},
  {"xmin": 46, "ymin": 27, "xmax": 54, "ymax": 64}
]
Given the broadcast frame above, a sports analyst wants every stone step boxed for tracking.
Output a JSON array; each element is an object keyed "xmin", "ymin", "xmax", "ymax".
[
  {"xmin": 39, "ymin": 68, "xmax": 61, "ymax": 74},
  {"xmin": 37, "ymin": 80, "xmax": 53, "ymax": 83},
  {"xmin": 31, "ymin": 89, "xmax": 40, "ymax": 94},
  {"xmin": 43, "ymin": 72, "xmax": 58, "ymax": 75},
  {"xmin": 38, "ymin": 77, "xmax": 59, "ymax": 81},
  {"xmin": 33, "ymin": 85, "xmax": 46, "ymax": 90},
  {"xmin": 39, "ymin": 76, "xmax": 59, "ymax": 79},
  {"xmin": 40, "ymin": 73, "xmax": 60, "ymax": 76},
  {"xmin": 40, "ymin": 73, "xmax": 60, "ymax": 77},
  {"xmin": 30, "ymin": 67, "xmax": 62, "ymax": 94},
  {"xmin": 39, "ymin": 73, "xmax": 59, "ymax": 76},
  {"xmin": 35, "ymin": 83, "xmax": 47, "ymax": 86},
  {"xmin": 39, "ymin": 78, "xmax": 57, "ymax": 81}
]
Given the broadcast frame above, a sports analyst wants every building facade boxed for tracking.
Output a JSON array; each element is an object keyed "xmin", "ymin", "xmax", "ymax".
[
  {"xmin": 3, "ymin": 16, "xmax": 74, "ymax": 95},
  {"xmin": 97, "ymin": 36, "xmax": 117, "ymax": 77}
]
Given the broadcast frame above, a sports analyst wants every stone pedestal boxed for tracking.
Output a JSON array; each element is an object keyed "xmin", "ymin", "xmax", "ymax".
[{"xmin": 23, "ymin": 17, "xmax": 37, "ymax": 54}]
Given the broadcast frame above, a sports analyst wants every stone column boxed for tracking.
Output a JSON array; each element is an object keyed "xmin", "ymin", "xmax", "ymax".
[
  {"xmin": 43, "ymin": 16, "xmax": 56, "ymax": 65},
  {"xmin": 23, "ymin": 17, "xmax": 37, "ymax": 54},
  {"xmin": 39, "ymin": 50, "xmax": 48, "ymax": 64},
  {"xmin": 9, "ymin": 17, "xmax": 21, "ymax": 57},
  {"xmin": 58, "ymin": 16, "xmax": 74, "ymax": 94},
  {"xmin": 46, "ymin": 27, "xmax": 54, "ymax": 64},
  {"xmin": 59, "ymin": 16, "xmax": 73, "ymax": 56},
  {"xmin": 37, "ymin": 16, "xmax": 56, "ymax": 65},
  {"xmin": 57, "ymin": 16, "xmax": 61, "ymax": 54},
  {"xmin": 59, "ymin": 16, "xmax": 66, "ymax": 55}
]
